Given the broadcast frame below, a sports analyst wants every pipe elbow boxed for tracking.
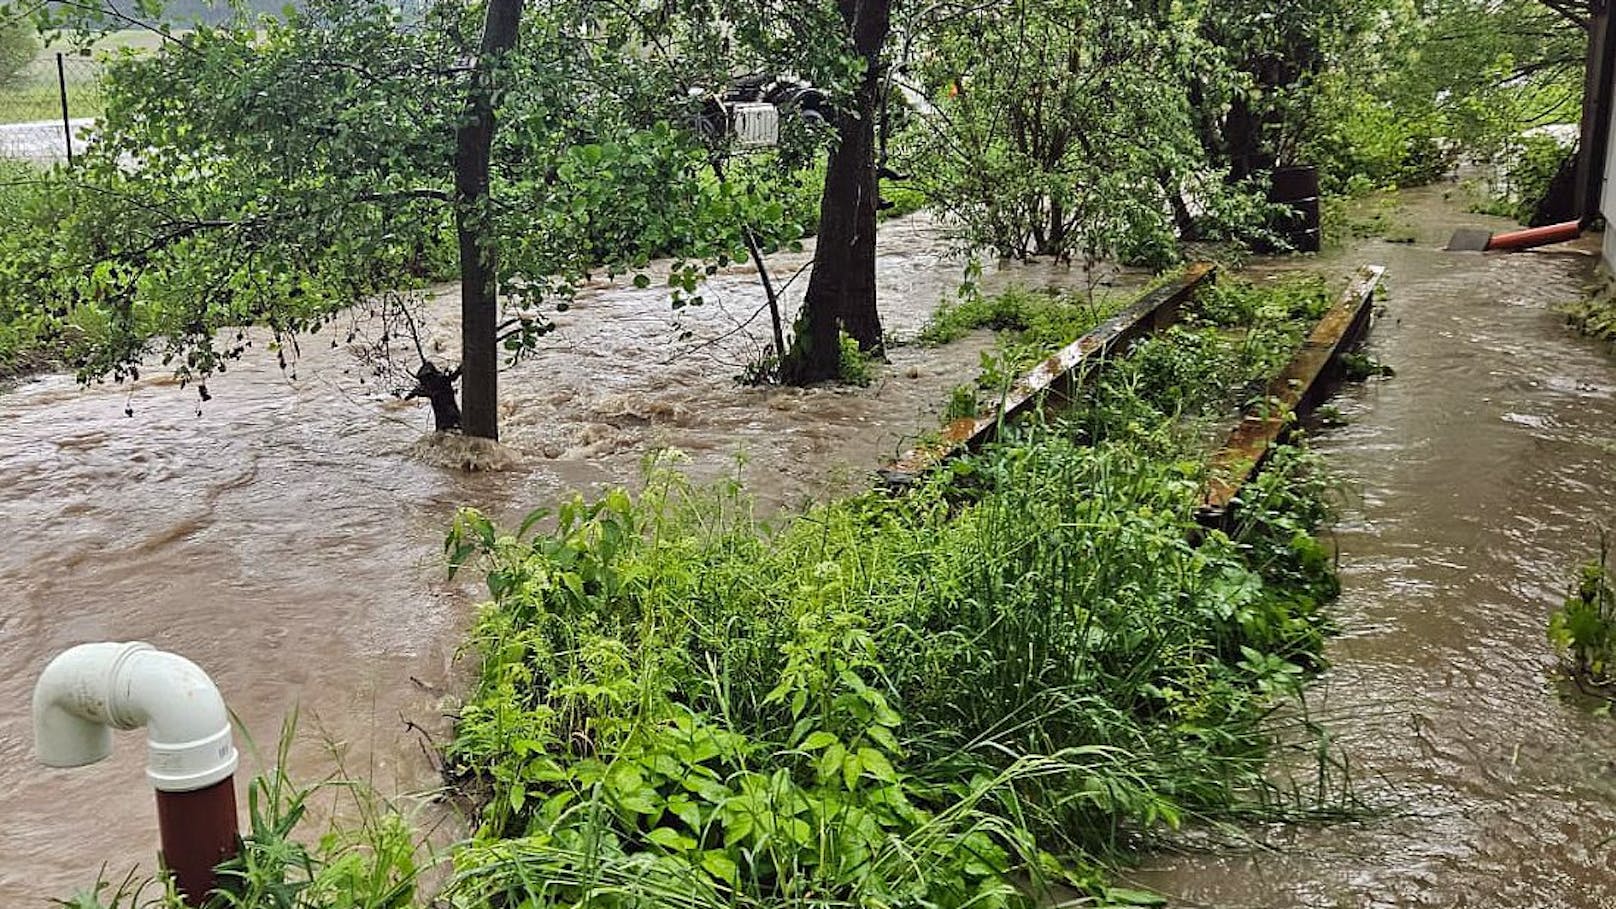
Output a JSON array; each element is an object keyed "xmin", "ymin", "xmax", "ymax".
[{"xmin": 32, "ymin": 642, "xmax": 238, "ymax": 793}]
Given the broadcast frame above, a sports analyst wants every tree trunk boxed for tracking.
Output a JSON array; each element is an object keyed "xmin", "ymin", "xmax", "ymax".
[
  {"xmin": 1574, "ymin": 2, "xmax": 1613, "ymax": 221},
  {"xmin": 1044, "ymin": 198, "xmax": 1066, "ymax": 258},
  {"xmin": 782, "ymin": 0, "xmax": 889, "ymax": 385},
  {"xmin": 453, "ymin": 0, "xmax": 522, "ymax": 440},
  {"xmin": 1224, "ymin": 93, "xmax": 1262, "ymax": 181}
]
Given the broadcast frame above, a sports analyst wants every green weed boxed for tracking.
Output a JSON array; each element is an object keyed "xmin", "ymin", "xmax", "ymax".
[
  {"xmin": 916, "ymin": 285, "xmax": 1117, "ymax": 349},
  {"xmin": 836, "ymin": 333, "xmax": 873, "ymax": 387},
  {"xmin": 1560, "ymin": 289, "xmax": 1616, "ymax": 347},
  {"xmin": 61, "ymin": 717, "xmax": 434, "ymax": 909},
  {"xmin": 942, "ymin": 383, "xmax": 978, "ymax": 422},
  {"xmin": 1549, "ymin": 534, "xmax": 1616, "ymax": 692},
  {"xmin": 441, "ymin": 272, "xmax": 1353, "ymax": 906}
]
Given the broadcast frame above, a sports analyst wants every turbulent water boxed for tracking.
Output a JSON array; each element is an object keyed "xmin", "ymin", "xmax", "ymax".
[
  {"xmin": 0, "ymin": 215, "xmax": 1133, "ymax": 904},
  {"xmin": 1132, "ymin": 188, "xmax": 1616, "ymax": 906},
  {"xmin": 7, "ymin": 188, "xmax": 1615, "ymax": 907}
]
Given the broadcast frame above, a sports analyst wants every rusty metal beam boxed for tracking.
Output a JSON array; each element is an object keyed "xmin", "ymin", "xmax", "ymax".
[
  {"xmin": 881, "ymin": 262, "xmax": 1217, "ymax": 485},
  {"xmin": 1197, "ymin": 265, "xmax": 1385, "ymax": 529}
]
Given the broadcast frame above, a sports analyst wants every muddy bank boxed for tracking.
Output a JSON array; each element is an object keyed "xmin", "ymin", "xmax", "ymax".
[
  {"xmin": 0, "ymin": 215, "xmax": 1138, "ymax": 904},
  {"xmin": 1134, "ymin": 187, "xmax": 1616, "ymax": 906}
]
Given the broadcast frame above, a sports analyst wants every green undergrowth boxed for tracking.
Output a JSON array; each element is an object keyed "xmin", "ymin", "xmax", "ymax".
[
  {"xmin": 1560, "ymin": 284, "xmax": 1616, "ymax": 347},
  {"xmin": 916, "ymin": 284, "xmax": 1120, "ymax": 349},
  {"xmin": 61, "ymin": 716, "xmax": 435, "ymax": 909},
  {"xmin": 927, "ymin": 272, "xmax": 1333, "ymax": 430},
  {"xmin": 917, "ymin": 284, "xmax": 1124, "ymax": 420},
  {"xmin": 1549, "ymin": 534, "xmax": 1616, "ymax": 697},
  {"xmin": 437, "ymin": 274, "xmax": 1349, "ymax": 908}
]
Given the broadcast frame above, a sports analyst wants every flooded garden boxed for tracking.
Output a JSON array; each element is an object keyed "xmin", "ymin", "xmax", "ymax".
[{"xmin": 3, "ymin": 0, "xmax": 1616, "ymax": 906}]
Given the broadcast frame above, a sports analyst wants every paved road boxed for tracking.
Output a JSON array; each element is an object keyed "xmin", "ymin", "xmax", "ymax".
[{"xmin": 0, "ymin": 119, "xmax": 93, "ymax": 163}]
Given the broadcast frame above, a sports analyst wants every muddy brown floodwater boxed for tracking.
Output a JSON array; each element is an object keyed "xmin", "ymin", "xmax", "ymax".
[
  {"xmin": 1133, "ymin": 187, "xmax": 1616, "ymax": 906},
  {"xmin": 0, "ymin": 214, "xmax": 1137, "ymax": 905}
]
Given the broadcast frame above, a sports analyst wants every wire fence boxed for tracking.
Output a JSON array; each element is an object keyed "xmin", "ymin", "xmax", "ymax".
[{"xmin": 0, "ymin": 52, "xmax": 104, "ymax": 163}]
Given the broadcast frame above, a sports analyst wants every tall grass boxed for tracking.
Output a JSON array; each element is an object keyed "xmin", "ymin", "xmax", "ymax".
[{"xmin": 440, "ymin": 276, "xmax": 1349, "ymax": 907}]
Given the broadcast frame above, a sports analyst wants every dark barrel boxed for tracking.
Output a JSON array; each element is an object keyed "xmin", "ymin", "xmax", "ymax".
[{"xmin": 1268, "ymin": 165, "xmax": 1321, "ymax": 253}]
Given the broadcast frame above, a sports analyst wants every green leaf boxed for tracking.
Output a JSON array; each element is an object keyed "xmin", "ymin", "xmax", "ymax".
[
  {"xmin": 857, "ymin": 747, "xmax": 896, "ymax": 783},
  {"xmin": 817, "ymin": 742, "xmax": 846, "ymax": 785},
  {"xmin": 865, "ymin": 724, "xmax": 900, "ymax": 754},
  {"xmin": 646, "ymin": 826, "xmax": 697, "ymax": 852},
  {"xmin": 842, "ymin": 750, "xmax": 862, "ymax": 790},
  {"xmin": 801, "ymin": 731, "xmax": 838, "ymax": 751},
  {"xmin": 700, "ymin": 850, "xmax": 739, "ymax": 886}
]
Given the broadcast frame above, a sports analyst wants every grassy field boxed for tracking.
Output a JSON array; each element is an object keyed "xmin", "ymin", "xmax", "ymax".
[{"xmin": 0, "ymin": 30, "xmax": 165, "ymax": 124}]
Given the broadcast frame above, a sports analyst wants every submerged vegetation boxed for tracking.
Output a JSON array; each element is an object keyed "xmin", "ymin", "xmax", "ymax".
[
  {"xmin": 1560, "ymin": 284, "xmax": 1616, "ymax": 347},
  {"xmin": 1549, "ymin": 535, "xmax": 1616, "ymax": 696}
]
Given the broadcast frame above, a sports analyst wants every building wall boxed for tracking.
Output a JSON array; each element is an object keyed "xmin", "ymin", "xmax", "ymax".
[{"xmin": 1606, "ymin": 86, "xmax": 1616, "ymax": 274}]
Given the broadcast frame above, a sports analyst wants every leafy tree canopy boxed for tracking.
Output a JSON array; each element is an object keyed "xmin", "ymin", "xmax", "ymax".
[{"xmin": 0, "ymin": 0, "xmax": 859, "ymax": 396}]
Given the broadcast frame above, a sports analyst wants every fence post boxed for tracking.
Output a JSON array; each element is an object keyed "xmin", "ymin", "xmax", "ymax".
[{"xmin": 56, "ymin": 52, "xmax": 73, "ymax": 166}]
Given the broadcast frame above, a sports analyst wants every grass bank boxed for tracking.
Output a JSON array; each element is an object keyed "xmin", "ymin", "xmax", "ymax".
[
  {"xmin": 63, "ymin": 275, "xmax": 1350, "ymax": 908},
  {"xmin": 1560, "ymin": 275, "xmax": 1616, "ymax": 348},
  {"xmin": 436, "ymin": 275, "xmax": 1347, "ymax": 907}
]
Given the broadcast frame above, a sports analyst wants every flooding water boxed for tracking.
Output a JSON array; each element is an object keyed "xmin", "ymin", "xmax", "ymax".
[
  {"xmin": 1134, "ymin": 188, "xmax": 1616, "ymax": 905},
  {"xmin": 0, "ymin": 215, "xmax": 1132, "ymax": 904}
]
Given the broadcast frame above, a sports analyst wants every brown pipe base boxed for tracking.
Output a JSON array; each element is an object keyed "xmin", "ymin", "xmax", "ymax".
[{"xmin": 155, "ymin": 777, "xmax": 240, "ymax": 906}]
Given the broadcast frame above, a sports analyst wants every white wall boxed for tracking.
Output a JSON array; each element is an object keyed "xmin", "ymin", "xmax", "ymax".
[{"xmin": 1604, "ymin": 99, "xmax": 1616, "ymax": 273}]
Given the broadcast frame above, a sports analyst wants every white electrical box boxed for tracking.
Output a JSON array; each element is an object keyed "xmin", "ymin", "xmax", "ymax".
[{"xmin": 730, "ymin": 102, "xmax": 780, "ymax": 147}]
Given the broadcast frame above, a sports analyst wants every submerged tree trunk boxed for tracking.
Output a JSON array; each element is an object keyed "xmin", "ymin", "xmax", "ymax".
[
  {"xmin": 454, "ymin": 0, "xmax": 522, "ymax": 440},
  {"xmin": 782, "ymin": 0, "xmax": 890, "ymax": 384}
]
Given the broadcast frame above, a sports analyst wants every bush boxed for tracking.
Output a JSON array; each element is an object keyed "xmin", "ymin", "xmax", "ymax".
[
  {"xmin": 1470, "ymin": 134, "xmax": 1575, "ymax": 225},
  {"xmin": 1549, "ymin": 537, "xmax": 1616, "ymax": 691},
  {"xmin": 1561, "ymin": 288, "xmax": 1616, "ymax": 346},
  {"xmin": 442, "ymin": 275, "xmax": 1350, "ymax": 906},
  {"xmin": 836, "ymin": 332, "xmax": 872, "ymax": 387},
  {"xmin": 1303, "ymin": 76, "xmax": 1456, "ymax": 193}
]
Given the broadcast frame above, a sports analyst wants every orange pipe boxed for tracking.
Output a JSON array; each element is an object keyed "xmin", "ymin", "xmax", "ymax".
[{"xmin": 1485, "ymin": 220, "xmax": 1583, "ymax": 251}]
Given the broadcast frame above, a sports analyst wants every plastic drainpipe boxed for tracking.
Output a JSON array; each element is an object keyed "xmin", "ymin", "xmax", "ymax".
[
  {"xmin": 1485, "ymin": 219, "xmax": 1584, "ymax": 251},
  {"xmin": 32, "ymin": 642, "xmax": 240, "ymax": 906}
]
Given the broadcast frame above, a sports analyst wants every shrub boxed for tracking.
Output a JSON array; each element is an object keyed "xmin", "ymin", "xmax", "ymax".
[
  {"xmin": 835, "ymin": 332, "xmax": 872, "ymax": 387},
  {"xmin": 442, "ymin": 275, "xmax": 1352, "ymax": 906},
  {"xmin": 1471, "ymin": 133, "xmax": 1575, "ymax": 225},
  {"xmin": 1549, "ymin": 537, "xmax": 1616, "ymax": 691}
]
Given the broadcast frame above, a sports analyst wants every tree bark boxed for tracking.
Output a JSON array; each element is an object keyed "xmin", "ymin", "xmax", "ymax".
[
  {"xmin": 782, "ymin": 0, "xmax": 890, "ymax": 384},
  {"xmin": 1574, "ymin": 2, "xmax": 1613, "ymax": 221},
  {"xmin": 454, "ymin": 0, "xmax": 522, "ymax": 440}
]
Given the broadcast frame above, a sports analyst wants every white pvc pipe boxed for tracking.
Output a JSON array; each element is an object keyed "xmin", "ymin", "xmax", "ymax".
[{"xmin": 32, "ymin": 642, "xmax": 238, "ymax": 793}]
